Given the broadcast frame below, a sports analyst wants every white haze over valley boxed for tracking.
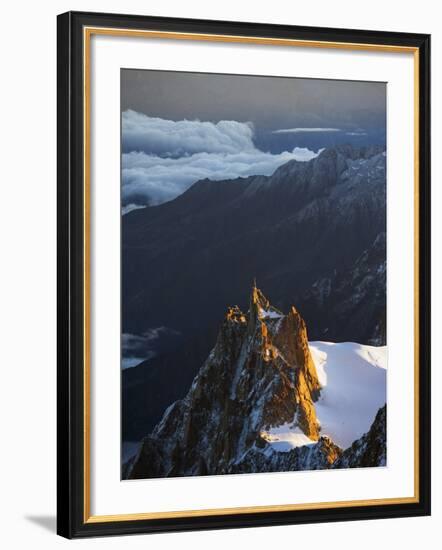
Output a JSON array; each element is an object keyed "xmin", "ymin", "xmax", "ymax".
[{"xmin": 122, "ymin": 110, "xmax": 322, "ymax": 212}]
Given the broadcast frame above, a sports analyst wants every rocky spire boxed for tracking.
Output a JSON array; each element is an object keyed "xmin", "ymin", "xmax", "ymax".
[
  {"xmin": 126, "ymin": 284, "xmax": 324, "ymax": 479},
  {"xmin": 250, "ymin": 278, "xmax": 270, "ymax": 311}
]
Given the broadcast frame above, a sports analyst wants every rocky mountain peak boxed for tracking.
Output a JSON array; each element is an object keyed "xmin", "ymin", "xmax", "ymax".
[
  {"xmin": 126, "ymin": 285, "xmax": 326, "ymax": 478},
  {"xmin": 250, "ymin": 278, "xmax": 269, "ymax": 308},
  {"xmin": 248, "ymin": 279, "xmax": 282, "ymax": 330}
]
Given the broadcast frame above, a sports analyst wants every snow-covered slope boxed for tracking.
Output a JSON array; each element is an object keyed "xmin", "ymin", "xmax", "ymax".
[
  {"xmin": 263, "ymin": 342, "xmax": 386, "ymax": 452},
  {"xmin": 311, "ymin": 341, "xmax": 386, "ymax": 448}
]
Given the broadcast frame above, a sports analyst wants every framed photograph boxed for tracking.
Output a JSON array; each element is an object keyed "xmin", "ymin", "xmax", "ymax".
[{"xmin": 57, "ymin": 11, "xmax": 431, "ymax": 538}]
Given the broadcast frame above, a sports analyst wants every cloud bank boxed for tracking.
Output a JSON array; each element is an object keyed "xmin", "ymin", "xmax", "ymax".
[
  {"xmin": 123, "ymin": 109, "xmax": 255, "ymax": 156},
  {"xmin": 122, "ymin": 111, "xmax": 322, "ymax": 210}
]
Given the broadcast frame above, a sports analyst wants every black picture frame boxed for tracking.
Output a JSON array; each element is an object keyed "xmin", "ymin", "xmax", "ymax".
[{"xmin": 57, "ymin": 10, "xmax": 431, "ymax": 539}]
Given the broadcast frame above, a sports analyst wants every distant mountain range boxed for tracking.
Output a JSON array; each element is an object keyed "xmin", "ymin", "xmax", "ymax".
[
  {"xmin": 122, "ymin": 144, "xmax": 386, "ymax": 444},
  {"xmin": 124, "ymin": 284, "xmax": 386, "ymax": 478}
]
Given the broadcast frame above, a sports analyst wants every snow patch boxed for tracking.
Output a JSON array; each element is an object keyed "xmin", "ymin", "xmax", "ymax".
[
  {"xmin": 261, "ymin": 424, "xmax": 316, "ymax": 452},
  {"xmin": 259, "ymin": 307, "xmax": 283, "ymax": 319}
]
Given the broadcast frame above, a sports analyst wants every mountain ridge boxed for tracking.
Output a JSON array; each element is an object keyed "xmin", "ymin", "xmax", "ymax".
[{"xmin": 122, "ymin": 144, "xmax": 387, "ymax": 443}]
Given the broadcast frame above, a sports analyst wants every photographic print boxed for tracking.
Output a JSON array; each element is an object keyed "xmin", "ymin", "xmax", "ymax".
[
  {"xmin": 57, "ymin": 13, "xmax": 430, "ymax": 537},
  {"xmin": 121, "ymin": 69, "xmax": 387, "ymax": 480}
]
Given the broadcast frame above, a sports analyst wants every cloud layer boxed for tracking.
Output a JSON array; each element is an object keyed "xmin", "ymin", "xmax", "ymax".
[
  {"xmin": 122, "ymin": 327, "xmax": 180, "ymax": 369},
  {"xmin": 272, "ymin": 127, "xmax": 341, "ymax": 134},
  {"xmin": 122, "ymin": 111, "xmax": 321, "ymax": 210}
]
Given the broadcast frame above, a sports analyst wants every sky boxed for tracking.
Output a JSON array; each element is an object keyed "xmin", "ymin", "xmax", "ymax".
[{"xmin": 121, "ymin": 69, "xmax": 386, "ymax": 212}]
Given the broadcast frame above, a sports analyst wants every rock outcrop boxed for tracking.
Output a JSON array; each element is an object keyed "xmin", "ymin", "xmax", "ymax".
[{"xmin": 231, "ymin": 435, "xmax": 342, "ymax": 474}]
